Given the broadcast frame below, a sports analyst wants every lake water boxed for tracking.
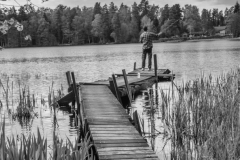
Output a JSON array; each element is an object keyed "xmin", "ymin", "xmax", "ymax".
[{"xmin": 0, "ymin": 39, "xmax": 240, "ymax": 158}]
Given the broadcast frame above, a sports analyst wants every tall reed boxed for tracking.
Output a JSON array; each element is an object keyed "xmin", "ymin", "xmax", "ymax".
[
  {"xmin": 159, "ymin": 69, "xmax": 240, "ymax": 159},
  {"xmin": 0, "ymin": 117, "xmax": 96, "ymax": 160}
]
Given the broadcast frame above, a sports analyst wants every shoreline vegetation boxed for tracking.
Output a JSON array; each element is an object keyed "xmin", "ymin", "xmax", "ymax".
[
  {"xmin": 1, "ymin": 36, "xmax": 237, "ymax": 49},
  {"xmin": 138, "ymin": 67, "xmax": 240, "ymax": 159},
  {"xmin": 2, "ymin": 67, "xmax": 240, "ymax": 159},
  {"xmin": 0, "ymin": 0, "xmax": 240, "ymax": 48}
]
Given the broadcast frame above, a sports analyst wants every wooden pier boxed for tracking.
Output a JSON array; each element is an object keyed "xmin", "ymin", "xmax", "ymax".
[
  {"xmin": 80, "ymin": 84, "xmax": 159, "ymax": 160},
  {"xmin": 57, "ymin": 57, "xmax": 175, "ymax": 159},
  {"xmin": 58, "ymin": 68, "xmax": 175, "ymax": 106}
]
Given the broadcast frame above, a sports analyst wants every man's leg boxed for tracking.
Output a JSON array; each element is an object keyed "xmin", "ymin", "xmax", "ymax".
[
  {"xmin": 148, "ymin": 48, "xmax": 153, "ymax": 70},
  {"xmin": 142, "ymin": 49, "xmax": 147, "ymax": 70}
]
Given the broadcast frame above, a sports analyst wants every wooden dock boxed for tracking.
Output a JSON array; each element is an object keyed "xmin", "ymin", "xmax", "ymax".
[
  {"xmin": 58, "ymin": 68, "xmax": 174, "ymax": 106},
  {"xmin": 84, "ymin": 68, "xmax": 173, "ymax": 87},
  {"xmin": 81, "ymin": 84, "xmax": 159, "ymax": 160}
]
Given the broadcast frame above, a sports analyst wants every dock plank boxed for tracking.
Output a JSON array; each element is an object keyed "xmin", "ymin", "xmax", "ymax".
[
  {"xmin": 99, "ymin": 154, "xmax": 158, "ymax": 159},
  {"xmin": 81, "ymin": 84, "xmax": 159, "ymax": 160},
  {"xmin": 94, "ymin": 139, "xmax": 147, "ymax": 144},
  {"xmin": 96, "ymin": 143, "xmax": 149, "ymax": 148}
]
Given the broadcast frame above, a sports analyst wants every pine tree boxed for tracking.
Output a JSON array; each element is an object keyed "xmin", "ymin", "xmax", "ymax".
[
  {"xmin": 91, "ymin": 14, "xmax": 103, "ymax": 43},
  {"xmin": 167, "ymin": 4, "xmax": 182, "ymax": 35},
  {"xmin": 93, "ymin": 2, "xmax": 101, "ymax": 20},
  {"xmin": 159, "ymin": 4, "xmax": 169, "ymax": 27},
  {"xmin": 234, "ymin": 2, "xmax": 240, "ymax": 13},
  {"xmin": 130, "ymin": 2, "xmax": 140, "ymax": 42},
  {"xmin": 201, "ymin": 9, "xmax": 209, "ymax": 32},
  {"xmin": 111, "ymin": 13, "xmax": 121, "ymax": 43},
  {"xmin": 138, "ymin": 0, "xmax": 150, "ymax": 18},
  {"xmin": 101, "ymin": 4, "xmax": 111, "ymax": 43}
]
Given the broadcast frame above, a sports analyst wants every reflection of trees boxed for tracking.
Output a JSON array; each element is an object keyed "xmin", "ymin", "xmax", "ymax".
[{"xmin": 16, "ymin": 116, "xmax": 34, "ymax": 130}]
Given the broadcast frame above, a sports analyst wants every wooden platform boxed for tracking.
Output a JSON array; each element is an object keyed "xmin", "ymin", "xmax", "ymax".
[
  {"xmin": 82, "ymin": 68, "xmax": 173, "ymax": 87},
  {"xmin": 81, "ymin": 84, "xmax": 159, "ymax": 160},
  {"xmin": 57, "ymin": 68, "xmax": 174, "ymax": 106}
]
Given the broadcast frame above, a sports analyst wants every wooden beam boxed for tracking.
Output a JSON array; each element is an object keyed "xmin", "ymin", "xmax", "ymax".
[
  {"xmin": 115, "ymin": 73, "xmax": 175, "ymax": 77},
  {"xmin": 66, "ymin": 71, "xmax": 72, "ymax": 87},
  {"xmin": 112, "ymin": 74, "xmax": 123, "ymax": 105},
  {"xmin": 154, "ymin": 54, "xmax": 158, "ymax": 83},
  {"xmin": 122, "ymin": 69, "xmax": 132, "ymax": 104},
  {"xmin": 133, "ymin": 62, "xmax": 136, "ymax": 70},
  {"xmin": 71, "ymin": 72, "xmax": 82, "ymax": 126}
]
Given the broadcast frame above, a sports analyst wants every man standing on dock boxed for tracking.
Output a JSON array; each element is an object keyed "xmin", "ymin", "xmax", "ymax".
[{"xmin": 139, "ymin": 26, "xmax": 162, "ymax": 71}]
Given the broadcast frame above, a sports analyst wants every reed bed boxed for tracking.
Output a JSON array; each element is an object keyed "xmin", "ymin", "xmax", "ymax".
[
  {"xmin": 0, "ymin": 75, "xmax": 96, "ymax": 160},
  {"xmin": 0, "ymin": 118, "xmax": 96, "ymax": 160},
  {"xmin": 159, "ymin": 69, "xmax": 240, "ymax": 159}
]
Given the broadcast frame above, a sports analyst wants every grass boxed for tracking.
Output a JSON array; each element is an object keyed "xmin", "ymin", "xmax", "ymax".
[
  {"xmin": 0, "ymin": 76, "xmax": 97, "ymax": 160},
  {"xmin": 0, "ymin": 118, "xmax": 96, "ymax": 160},
  {"xmin": 158, "ymin": 69, "xmax": 240, "ymax": 159}
]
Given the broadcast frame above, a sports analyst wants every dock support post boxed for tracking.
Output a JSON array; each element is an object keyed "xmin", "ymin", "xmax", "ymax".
[
  {"xmin": 133, "ymin": 62, "xmax": 136, "ymax": 70},
  {"xmin": 122, "ymin": 69, "xmax": 132, "ymax": 107},
  {"xmin": 153, "ymin": 54, "xmax": 159, "ymax": 117},
  {"xmin": 171, "ymin": 70, "xmax": 174, "ymax": 98},
  {"xmin": 112, "ymin": 74, "xmax": 123, "ymax": 105},
  {"xmin": 66, "ymin": 71, "xmax": 72, "ymax": 88},
  {"xmin": 71, "ymin": 72, "xmax": 82, "ymax": 127},
  {"xmin": 154, "ymin": 54, "xmax": 158, "ymax": 84}
]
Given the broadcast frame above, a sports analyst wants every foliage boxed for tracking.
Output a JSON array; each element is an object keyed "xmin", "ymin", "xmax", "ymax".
[
  {"xmin": 0, "ymin": 1, "xmax": 239, "ymax": 46},
  {"xmin": 161, "ymin": 4, "xmax": 182, "ymax": 36},
  {"xmin": 183, "ymin": 5, "xmax": 202, "ymax": 33},
  {"xmin": 226, "ymin": 13, "xmax": 240, "ymax": 37},
  {"xmin": 0, "ymin": 118, "xmax": 96, "ymax": 159},
  {"xmin": 201, "ymin": 9, "xmax": 214, "ymax": 34}
]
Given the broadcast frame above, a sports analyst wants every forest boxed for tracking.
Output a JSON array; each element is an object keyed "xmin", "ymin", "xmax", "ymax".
[{"xmin": 0, "ymin": 0, "xmax": 240, "ymax": 47}]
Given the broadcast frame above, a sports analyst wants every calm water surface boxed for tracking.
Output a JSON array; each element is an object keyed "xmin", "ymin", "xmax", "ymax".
[{"xmin": 0, "ymin": 39, "xmax": 240, "ymax": 157}]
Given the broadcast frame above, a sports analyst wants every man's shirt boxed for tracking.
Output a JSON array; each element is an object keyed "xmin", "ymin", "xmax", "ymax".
[{"xmin": 139, "ymin": 32, "xmax": 160, "ymax": 50}]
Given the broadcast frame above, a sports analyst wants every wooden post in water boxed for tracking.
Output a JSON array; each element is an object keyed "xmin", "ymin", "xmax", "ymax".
[
  {"xmin": 112, "ymin": 74, "xmax": 123, "ymax": 105},
  {"xmin": 71, "ymin": 72, "xmax": 82, "ymax": 126},
  {"xmin": 154, "ymin": 54, "xmax": 158, "ymax": 84},
  {"xmin": 171, "ymin": 71, "xmax": 174, "ymax": 99},
  {"xmin": 122, "ymin": 69, "xmax": 132, "ymax": 106},
  {"xmin": 238, "ymin": 80, "xmax": 240, "ymax": 91},
  {"xmin": 133, "ymin": 62, "xmax": 136, "ymax": 70},
  {"xmin": 66, "ymin": 71, "xmax": 72, "ymax": 87},
  {"xmin": 153, "ymin": 54, "xmax": 159, "ymax": 109}
]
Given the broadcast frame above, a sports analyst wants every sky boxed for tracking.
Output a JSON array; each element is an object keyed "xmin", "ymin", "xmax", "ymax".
[{"xmin": 0, "ymin": 0, "xmax": 238, "ymax": 12}]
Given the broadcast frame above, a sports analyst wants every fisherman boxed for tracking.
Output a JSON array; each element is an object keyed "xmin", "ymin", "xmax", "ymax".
[{"xmin": 139, "ymin": 26, "xmax": 162, "ymax": 71}]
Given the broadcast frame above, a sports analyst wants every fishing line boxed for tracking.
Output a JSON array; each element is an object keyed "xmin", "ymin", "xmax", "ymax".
[{"xmin": 162, "ymin": 19, "xmax": 180, "ymax": 32}]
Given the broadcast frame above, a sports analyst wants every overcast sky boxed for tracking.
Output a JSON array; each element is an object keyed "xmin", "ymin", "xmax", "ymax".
[{"xmin": 0, "ymin": 0, "xmax": 237, "ymax": 11}]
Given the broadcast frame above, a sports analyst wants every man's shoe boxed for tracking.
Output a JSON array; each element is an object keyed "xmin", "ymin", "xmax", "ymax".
[
  {"xmin": 148, "ymin": 68, "xmax": 151, "ymax": 71},
  {"xmin": 142, "ymin": 68, "xmax": 145, "ymax": 71}
]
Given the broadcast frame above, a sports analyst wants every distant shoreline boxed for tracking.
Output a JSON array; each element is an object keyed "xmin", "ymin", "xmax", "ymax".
[{"xmin": 1, "ymin": 36, "xmax": 238, "ymax": 49}]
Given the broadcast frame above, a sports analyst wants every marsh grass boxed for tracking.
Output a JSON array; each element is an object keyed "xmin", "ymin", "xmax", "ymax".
[
  {"xmin": 0, "ymin": 117, "xmax": 96, "ymax": 160},
  {"xmin": 158, "ymin": 69, "xmax": 240, "ymax": 159},
  {"xmin": 0, "ymin": 75, "xmax": 97, "ymax": 160}
]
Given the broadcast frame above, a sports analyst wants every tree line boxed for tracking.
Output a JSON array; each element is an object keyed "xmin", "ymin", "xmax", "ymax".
[{"xmin": 0, "ymin": 0, "xmax": 240, "ymax": 47}]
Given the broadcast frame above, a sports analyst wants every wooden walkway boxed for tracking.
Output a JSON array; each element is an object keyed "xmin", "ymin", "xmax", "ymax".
[{"xmin": 81, "ymin": 84, "xmax": 159, "ymax": 160}]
